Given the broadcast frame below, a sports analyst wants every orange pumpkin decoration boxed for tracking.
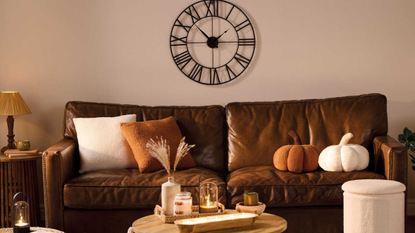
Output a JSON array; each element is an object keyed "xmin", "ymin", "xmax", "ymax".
[{"xmin": 273, "ymin": 130, "xmax": 321, "ymax": 174}]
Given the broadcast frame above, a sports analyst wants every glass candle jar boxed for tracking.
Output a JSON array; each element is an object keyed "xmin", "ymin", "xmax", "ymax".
[
  {"xmin": 200, "ymin": 182, "xmax": 218, "ymax": 213},
  {"xmin": 174, "ymin": 192, "xmax": 192, "ymax": 215}
]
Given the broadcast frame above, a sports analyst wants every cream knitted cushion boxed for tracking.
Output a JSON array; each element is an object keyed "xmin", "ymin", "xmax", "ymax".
[
  {"xmin": 318, "ymin": 133, "xmax": 369, "ymax": 172},
  {"xmin": 74, "ymin": 114, "xmax": 137, "ymax": 173}
]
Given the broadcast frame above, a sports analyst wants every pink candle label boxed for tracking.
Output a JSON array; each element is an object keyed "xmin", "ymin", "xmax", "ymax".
[{"xmin": 174, "ymin": 199, "xmax": 192, "ymax": 215}]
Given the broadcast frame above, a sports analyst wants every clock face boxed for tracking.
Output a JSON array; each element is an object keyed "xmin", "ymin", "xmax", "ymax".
[{"xmin": 170, "ymin": 0, "xmax": 256, "ymax": 85}]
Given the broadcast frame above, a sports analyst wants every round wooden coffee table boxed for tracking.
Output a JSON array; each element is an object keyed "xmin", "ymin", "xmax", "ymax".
[
  {"xmin": 0, "ymin": 227, "xmax": 64, "ymax": 232},
  {"xmin": 132, "ymin": 210, "xmax": 287, "ymax": 233}
]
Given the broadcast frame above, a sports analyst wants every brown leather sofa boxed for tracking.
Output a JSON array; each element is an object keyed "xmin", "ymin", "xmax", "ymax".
[{"xmin": 43, "ymin": 93, "xmax": 407, "ymax": 233}]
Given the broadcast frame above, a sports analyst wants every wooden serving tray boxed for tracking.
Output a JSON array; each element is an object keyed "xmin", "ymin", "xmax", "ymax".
[
  {"xmin": 174, "ymin": 213, "xmax": 258, "ymax": 233},
  {"xmin": 154, "ymin": 203, "xmax": 225, "ymax": 223}
]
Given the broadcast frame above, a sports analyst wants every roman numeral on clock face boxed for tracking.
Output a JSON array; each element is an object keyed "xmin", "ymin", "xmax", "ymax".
[
  {"xmin": 184, "ymin": 6, "xmax": 201, "ymax": 24},
  {"xmin": 204, "ymin": 0, "xmax": 219, "ymax": 17},
  {"xmin": 234, "ymin": 53, "xmax": 251, "ymax": 68},
  {"xmin": 210, "ymin": 68, "xmax": 220, "ymax": 84},
  {"xmin": 225, "ymin": 65, "xmax": 236, "ymax": 80},
  {"xmin": 174, "ymin": 51, "xmax": 192, "ymax": 69},
  {"xmin": 239, "ymin": 38, "xmax": 255, "ymax": 46},
  {"xmin": 170, "ymin": 36, "xmax": 187, "ymax": 46},
  {"xmin": 235, "ymin": 20, "xmax": 251, "ymax": 32},
  {"xmin": 174, "ymin": 19, "xmax": 191, "ymax": 32},
  {"xmin": 225, "ymin": 5, "xmax": 234, "ymax": 20},
  {"xmin": 189, "ymin": 63, "xmax": 203, "ymax": 81}
]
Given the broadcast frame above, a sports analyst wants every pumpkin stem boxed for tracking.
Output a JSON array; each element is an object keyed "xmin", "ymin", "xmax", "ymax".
[
  {"xmin": 288, "ymin": 130, "xmax": 302, "ymax": 145},
  {"xmin": 339, "ymin": 133, "xmax": 353, "ymax": 146}
]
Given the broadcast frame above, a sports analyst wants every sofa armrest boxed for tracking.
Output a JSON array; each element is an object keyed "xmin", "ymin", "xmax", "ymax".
[
  {"xmin": 373, "ymin": 136, "xmax": 407, "ymax": 185},
  {"xmin": 42, "ymin": 138, "xmax": 78, "ymax": 230}
]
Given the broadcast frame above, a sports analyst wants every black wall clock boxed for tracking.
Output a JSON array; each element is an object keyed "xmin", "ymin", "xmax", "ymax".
[{"xmin": 170, "ymin": 0, "xmax": 256, "ymax": 85}]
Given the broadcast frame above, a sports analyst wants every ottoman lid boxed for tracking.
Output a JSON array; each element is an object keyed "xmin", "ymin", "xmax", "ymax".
[{"xmin": 342, "ymin": 179, "xmax": 406, "ymax": 195}]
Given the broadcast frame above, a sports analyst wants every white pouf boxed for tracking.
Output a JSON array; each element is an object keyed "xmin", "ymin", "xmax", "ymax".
[{"xmin": 342, "ymin": 179, "xmax": 406, "ymax": 233}]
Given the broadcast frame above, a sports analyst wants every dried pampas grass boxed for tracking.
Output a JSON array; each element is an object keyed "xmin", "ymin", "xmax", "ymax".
[
  {"xmin": 174, "ymin": 137, "xmax": 195, "ymax": 172},
  {"xmin": 146, "ymin": 136, "xmax": 195, "ymax": 176},
  {"xmin": 146, "ymin": 136, "xmax": 171, "ymax": 176}
]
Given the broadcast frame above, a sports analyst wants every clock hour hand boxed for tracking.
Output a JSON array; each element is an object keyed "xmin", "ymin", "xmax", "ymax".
[
  {"xmin": 194, "ymin": 24, "xmax": 210, "ymax": 39},
  {"xmin": 215, "ymin": 29, "xmax": 230, "ymax": 40}
]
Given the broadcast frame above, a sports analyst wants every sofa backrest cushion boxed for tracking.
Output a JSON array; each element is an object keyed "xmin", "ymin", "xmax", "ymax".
[
  {"xmin": 63, "ymin": 102, "xmax": 226, "ymax": 174},
  {"xmin": 226, "ymin": 93, "xmax": 388, "ymax": 172}
]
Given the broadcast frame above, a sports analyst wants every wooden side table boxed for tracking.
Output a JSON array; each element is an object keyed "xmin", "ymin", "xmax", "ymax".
[
  {"xmin": 0, "ymin": 154, "xmax": 41, "ymax": 228},
  {"xmin": 132, "ymin": 210, "xmax": 287, "ymax": 233}
]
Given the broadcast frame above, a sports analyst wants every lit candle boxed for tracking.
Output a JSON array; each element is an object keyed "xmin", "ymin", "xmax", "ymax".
[
  {"xmin": 12, "ymin": 193, "xmax": 31, "ymax": 233},
  {"xmin": 14, "ymin": 217, "xmax": 30, "ymax": 233},
  {"xmin": 200, "ymin": 195, "xmax": 218, "ymax": 213},
  {"xmin": 199, "ymin": 204, "xmax": 217, "ymax": 213},
  {"xmin": 15, "ymin": 219, "xmax": 29, "ymax": 227}
]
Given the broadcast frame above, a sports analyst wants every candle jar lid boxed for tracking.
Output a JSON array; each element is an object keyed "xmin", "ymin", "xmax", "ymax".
[
  {"xmin": 175, "ymin": 192, "xmax": 191, "ymax": 196},
  {"xmin": 175, "ymin": 192, "xmax": 192, "ymax": 200}
]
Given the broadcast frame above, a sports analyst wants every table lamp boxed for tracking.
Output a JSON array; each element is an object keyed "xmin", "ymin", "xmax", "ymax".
[{"xmin": 0, "ymin": 91, "xmax": 31, "ymax": 153}]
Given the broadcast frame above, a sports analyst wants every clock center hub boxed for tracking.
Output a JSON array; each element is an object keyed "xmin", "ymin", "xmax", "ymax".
[{"xmin": 207, "ymin": 37, "xmax": 219, "ymax": 48}]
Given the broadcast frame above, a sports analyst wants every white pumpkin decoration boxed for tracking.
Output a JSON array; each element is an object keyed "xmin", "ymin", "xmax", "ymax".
[{"xmin": 318, "ymin": 133, "xmax": 369, "ymax": 172}]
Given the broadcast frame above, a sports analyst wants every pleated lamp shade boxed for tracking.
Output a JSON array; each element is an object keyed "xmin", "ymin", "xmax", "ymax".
[{"xmin": 0, "ymin": 91, "xmax": 32, "ymax": 116}]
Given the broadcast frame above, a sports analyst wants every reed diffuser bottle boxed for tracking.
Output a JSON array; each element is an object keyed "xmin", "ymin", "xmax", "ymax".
[{"xmin": 162, "ymin": 177, "xmax": 180, "ymax": 215}]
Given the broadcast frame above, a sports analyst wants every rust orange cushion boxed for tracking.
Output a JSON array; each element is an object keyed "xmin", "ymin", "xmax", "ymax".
[{"xmin": 120, "ymin": 116, "xmax": 196, "ymax": 173}]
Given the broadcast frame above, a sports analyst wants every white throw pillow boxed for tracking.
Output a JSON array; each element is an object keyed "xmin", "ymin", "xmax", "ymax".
[{"xmin": 73, "ymin": 114, "xmax": 137, "ymax": 173}]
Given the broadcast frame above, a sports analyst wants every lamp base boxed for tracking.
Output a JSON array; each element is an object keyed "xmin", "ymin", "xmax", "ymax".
[{"xmin": 2, "ymin": 115, "xmax": 16, "ymax": 153}]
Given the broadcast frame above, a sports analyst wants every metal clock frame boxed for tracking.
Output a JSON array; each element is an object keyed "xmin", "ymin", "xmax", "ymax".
[{"xmin": 170, "ymin": 0, "xmax": 256, "ymax": 85}]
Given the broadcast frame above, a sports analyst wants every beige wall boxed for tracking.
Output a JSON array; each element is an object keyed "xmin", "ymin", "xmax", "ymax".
[{"xmin": 1, "ymin": 0, "xmax": 414, "ymax": 214}]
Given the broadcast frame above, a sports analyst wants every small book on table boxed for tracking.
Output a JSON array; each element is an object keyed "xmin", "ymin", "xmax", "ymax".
[{"xmin": 4, "ymin": 149, "xmax": 40, "ymax": 157}]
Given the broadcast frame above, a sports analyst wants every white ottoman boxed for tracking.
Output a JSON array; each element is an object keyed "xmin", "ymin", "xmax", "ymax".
[{"xmin": 342, "ymin": 179, "xmax": 406, "ymax": 233}]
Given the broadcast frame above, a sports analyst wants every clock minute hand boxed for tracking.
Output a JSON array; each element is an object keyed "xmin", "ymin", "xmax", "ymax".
[
  {"xmin": 215, "ymin": 29, "xmax": 230, "ymax": 40},
  {"xmin": 194, "ymin": 24, "xmax": 210, "ymax": 39}
]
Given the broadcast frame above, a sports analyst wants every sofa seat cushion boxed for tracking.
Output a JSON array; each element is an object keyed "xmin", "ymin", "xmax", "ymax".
[
  {"xmin": 64, "ymin": 167, "xmax": 226, "ymax": 209},
  {"xmin": 226, "ymin": 166, "xmax": 385, "ymax": 207}
]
